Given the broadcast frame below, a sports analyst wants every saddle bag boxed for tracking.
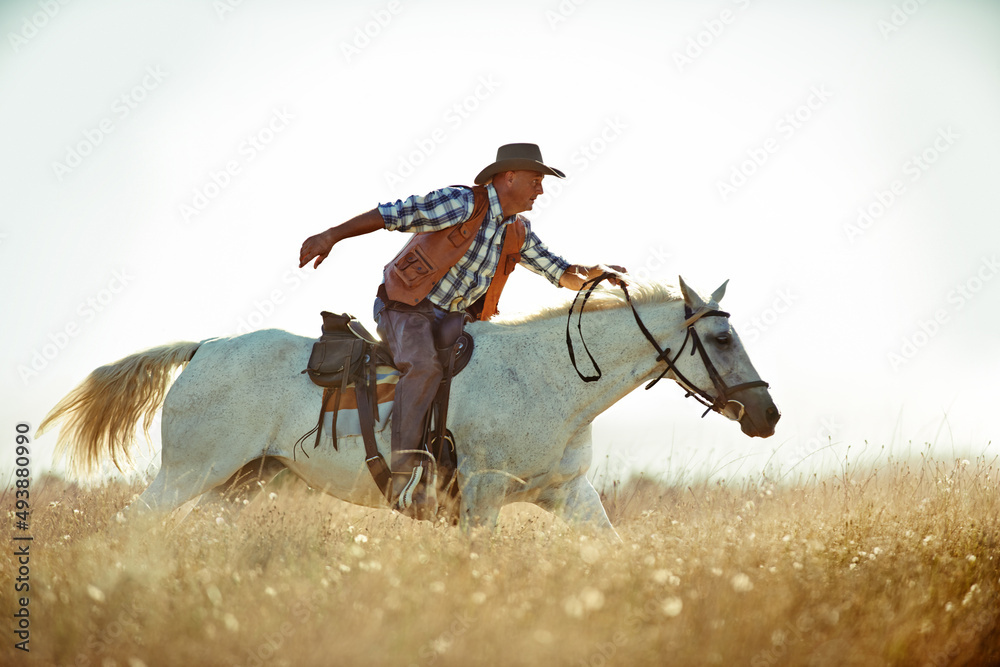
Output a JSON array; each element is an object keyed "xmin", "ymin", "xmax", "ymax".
[
  {"xmin": 303, "ymin": 312, "xmax": 373, "ymax": 388},
  {"xmin": 298, "ymin": 311, "xmax": 392, "ymax": 496}
]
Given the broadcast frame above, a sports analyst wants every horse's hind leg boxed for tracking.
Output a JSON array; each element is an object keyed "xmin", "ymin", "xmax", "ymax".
[
  {"xmin": 195, "ymin": 457, "xmax": 287, "ymax": 518},
  {"xmin": 128, "ymin": 462, "xmax": 238, "ymax": 516}
]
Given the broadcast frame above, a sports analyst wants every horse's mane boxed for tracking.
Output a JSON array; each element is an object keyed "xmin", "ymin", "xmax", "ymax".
[{"xmin": 492, "ymin": 278, "xmax": 682, "ymax": 326}]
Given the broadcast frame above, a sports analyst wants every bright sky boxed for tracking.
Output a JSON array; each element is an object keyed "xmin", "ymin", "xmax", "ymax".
[{"xmin": 3, "ymin": 0, "xmax": 999, "ymax": 485}]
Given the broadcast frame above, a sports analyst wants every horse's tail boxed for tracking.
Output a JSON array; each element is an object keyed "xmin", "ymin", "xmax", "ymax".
[{"xmin": 38, "ymin": 341, "xmax": 203, "ymax": 479}]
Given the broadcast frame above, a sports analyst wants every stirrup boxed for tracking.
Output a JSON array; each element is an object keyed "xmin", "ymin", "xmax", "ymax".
[{"xmin": 396, "ymin": 466, "xmax": 423, "ymax": 510}]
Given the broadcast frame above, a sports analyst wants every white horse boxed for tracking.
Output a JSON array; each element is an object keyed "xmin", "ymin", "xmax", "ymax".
[{"xmin": 39, "ymin": 277, "xmax": 779, "ymax": 537}]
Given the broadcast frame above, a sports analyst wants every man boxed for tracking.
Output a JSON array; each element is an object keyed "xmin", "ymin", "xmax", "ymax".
[{"xmin": 299, "ymin": 143, "xmax": 623, "ymax": 520}]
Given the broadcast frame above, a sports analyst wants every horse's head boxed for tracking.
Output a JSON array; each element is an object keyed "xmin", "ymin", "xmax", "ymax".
[{"xmin": 665, "ymin": 276, "xmax": 780, "ymax": 438}]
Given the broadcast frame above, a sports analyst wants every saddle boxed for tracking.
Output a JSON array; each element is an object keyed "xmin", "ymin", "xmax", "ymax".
[{"xmin": 299, "ymin": 311, "xmax": 473, "ymax": 505}]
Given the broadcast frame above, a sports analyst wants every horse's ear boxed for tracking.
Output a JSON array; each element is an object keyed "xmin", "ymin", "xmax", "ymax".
[
  {"xmin": 679, "ymin": 276, "xmax": 706, "ymax": 310},
  {"xmin": 710, "ymin": 279, "xmax": 729, "ymax": 304}
]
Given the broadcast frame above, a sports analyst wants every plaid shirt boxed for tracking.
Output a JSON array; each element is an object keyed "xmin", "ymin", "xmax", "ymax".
[{"xmin": 378, "ymin": 184, "xmax": 571, "ymax": 312}]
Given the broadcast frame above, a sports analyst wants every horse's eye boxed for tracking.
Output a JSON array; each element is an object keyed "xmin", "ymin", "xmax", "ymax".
[{"xmin": 715, "ymin": 333, "xmax": 731, "ymax": 346}]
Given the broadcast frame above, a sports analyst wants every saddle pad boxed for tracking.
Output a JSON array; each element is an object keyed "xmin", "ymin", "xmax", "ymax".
[{"xmin": 321, "ymin": 366, "xmax": 399, "ymax": 439}]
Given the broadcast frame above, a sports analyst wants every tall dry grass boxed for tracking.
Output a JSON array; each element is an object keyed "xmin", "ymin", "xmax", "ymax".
[{"xmin": 2, "ymin": 454, "xmax": 998, "ymax": 667}]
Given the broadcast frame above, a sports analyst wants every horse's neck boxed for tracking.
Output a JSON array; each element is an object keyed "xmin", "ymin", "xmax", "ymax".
[{"xmin": 483, "ymin": 298, "xmax": 687, "ymax": 431}]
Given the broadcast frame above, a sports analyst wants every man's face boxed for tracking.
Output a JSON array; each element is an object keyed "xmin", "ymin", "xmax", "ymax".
[{"xmin": 507, "ymin": 170, "xmax": 545, "ymax": 213}]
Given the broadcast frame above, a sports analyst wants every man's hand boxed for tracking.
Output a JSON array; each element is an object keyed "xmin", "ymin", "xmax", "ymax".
[
  {"xmin": 559, "ymin": 264, "xmax": 629, "ymax": 291},
  {"xmin": 299, "ymin": 228, "xmax": 337, "ymax": 269},
  {"xmin": 298, "ymin": 209, "xmax": 387, "ymax": 270},
  {"xmin": 603, "ymin": 264, "xmax": 629, "ymax": 288}
]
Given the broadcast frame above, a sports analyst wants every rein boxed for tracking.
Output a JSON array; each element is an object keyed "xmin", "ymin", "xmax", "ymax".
[{"xmin": 566, "ymin": 274, "xmax": 769, "ymax": 419}]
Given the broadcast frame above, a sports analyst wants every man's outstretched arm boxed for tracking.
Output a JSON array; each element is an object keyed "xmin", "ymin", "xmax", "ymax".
[{"xmin": 299, "ymin": 209, "xmax": 386, "ymax": 269}]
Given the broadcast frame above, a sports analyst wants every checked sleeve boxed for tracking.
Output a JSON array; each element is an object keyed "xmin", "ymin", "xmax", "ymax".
[
  {"xmin": 517, "ymin": 218, "xmax": 571, "ymax": 287},
  {"xmin": 377, "ymin": 187, "xmax": 474, "ymax": 233}
]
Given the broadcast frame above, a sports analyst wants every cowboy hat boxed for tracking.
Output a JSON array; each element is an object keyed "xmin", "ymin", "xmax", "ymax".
[{"xmin": 474, "ymin": 143, "xmax": 566, "ymax": 185}]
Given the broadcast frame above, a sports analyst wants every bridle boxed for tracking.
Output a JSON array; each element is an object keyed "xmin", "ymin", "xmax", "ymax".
[{"xmin": 566, "ymin": 274, "xmax": 769, "ymax": 420}]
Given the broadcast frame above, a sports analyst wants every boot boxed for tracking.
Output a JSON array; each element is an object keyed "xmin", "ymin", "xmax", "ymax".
[{"xmin": 390, "ymin": 452, "xmax": 438, "ymax": 521}]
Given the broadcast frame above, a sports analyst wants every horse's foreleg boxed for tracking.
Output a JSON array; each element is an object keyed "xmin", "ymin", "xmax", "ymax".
[
  {"xmin": 457, "ymin": 470, "xmax": 507, "ymax": 535},
  {"xmin": 195, "ymin": 457, "xmax": 288, "ymax": 518},
  {"xmin": 537, "ymin": 475, "xmax": 621, "ymax": 542}
]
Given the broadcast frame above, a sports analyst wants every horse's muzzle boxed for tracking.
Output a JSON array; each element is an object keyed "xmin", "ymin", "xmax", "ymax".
[{"xmin": 738, "ymin": 393, "xmax": 780, "ymax": 438}]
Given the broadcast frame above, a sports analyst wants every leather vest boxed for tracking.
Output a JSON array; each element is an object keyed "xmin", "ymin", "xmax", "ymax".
[{"xmin": 383, "ymin": 185, "xmax": 525, "ymax": 321}]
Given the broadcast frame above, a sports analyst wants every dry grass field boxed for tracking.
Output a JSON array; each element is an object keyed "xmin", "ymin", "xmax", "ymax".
[{"xmin": 3, "ymin": 454, "xmax": 998, "ymax": 667}]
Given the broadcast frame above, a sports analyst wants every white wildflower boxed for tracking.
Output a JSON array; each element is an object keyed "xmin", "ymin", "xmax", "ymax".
[
  {"xmin": 580, "ymin": 587, "xmax": 605, "ymax": 611},
  {"xmin": 731, "ymin": 573, "xmax": 754, "ymax": 592},
  {"xmin": 661, "ymin": 597, "xmax": 683, "ymax": 617}
]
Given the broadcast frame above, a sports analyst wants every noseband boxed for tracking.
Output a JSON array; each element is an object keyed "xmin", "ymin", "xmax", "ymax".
[{"xmin": 566, "ymin": 274, "xmax": 769, "ymax": 419}]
